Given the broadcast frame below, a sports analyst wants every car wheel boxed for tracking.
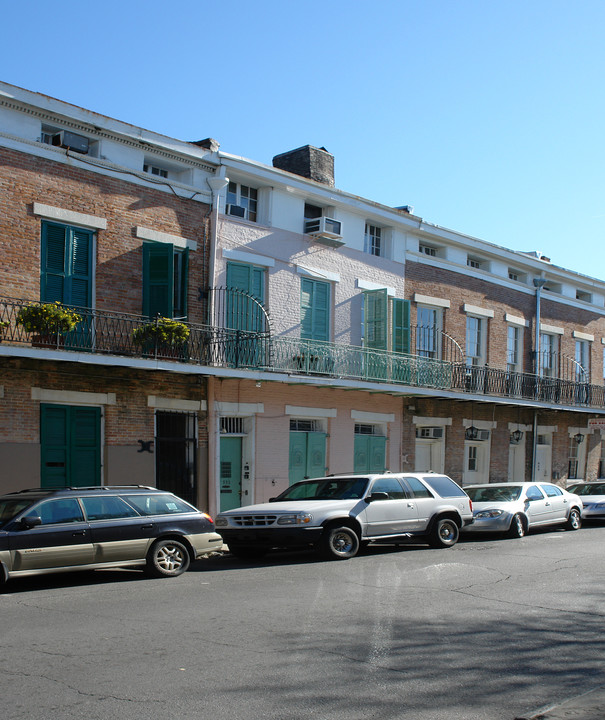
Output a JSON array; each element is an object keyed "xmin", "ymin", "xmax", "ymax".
[
  {"xmin": 428, "ymin": 518, "xmax": 459, "ymax": 548},
  {"xmin": 319, "ymin": 525, "xmax": 360, "ymax": 560},
  {"xmin": 507, "ymin": 513, "xmax": 526, "ymax": 538},
  {"xmin": 565, "ymin": 508, "xmax": 582, "ymax": 531},
  {"xmin": 228, "ymin": 544, "xmax": 267, "ymax": 560},
  {"xmin": 146, "ymin": 538, "xmax": 191, "ymax": 577}
]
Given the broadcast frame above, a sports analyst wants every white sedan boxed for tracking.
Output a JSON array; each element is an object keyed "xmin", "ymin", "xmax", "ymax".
[
  {"xmin": 462, "ymin": 482, "xmax": 583, "ymax": 538},
  {"xmin": 566, "ymin": 482, "xmax": 605, "ymax": 521}
]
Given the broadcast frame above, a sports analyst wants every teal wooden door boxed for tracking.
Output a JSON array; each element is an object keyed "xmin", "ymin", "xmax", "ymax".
[
  {"xmin": 220, "ymin": 437, "xmax": 243, "ymax": 511},
  {"xmin": 288, "ymin": 432, "xmax": 326, "ymax": 484},
  {"xmin": 301, "ymin": 278, "xmax": 330, "ymax": 341},
  {"xmin": 354, "ymin": 435, "xmax": 386, "ymax": 473},
  {"xmin": 40, "ymin": 404, "xmax": 101, "ymax": 487}
]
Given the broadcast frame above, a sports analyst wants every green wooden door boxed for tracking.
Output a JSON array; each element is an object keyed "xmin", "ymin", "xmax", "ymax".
[
  {"xmin": 288, "ymin": 432, "xmax": 326, "ymax": 484},
  {"xmin": 219, "ymin": 437, "xmax": 243, "ymax": 511},
  {"xmin": 40, "ymin": 404, "xmax": 101, "ymax": 488},
  {"xmin": 226, "ymin": 262, "xmax": 265, "ymax": 331}
]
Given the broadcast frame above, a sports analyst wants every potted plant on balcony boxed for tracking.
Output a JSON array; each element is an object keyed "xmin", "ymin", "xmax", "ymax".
[
  {"xmin": 16, "ymin": 302, "xmax": 82, "ymax": 347},
  {"xmin": 0, "ymin": 320, "xmax": 9, "ymax": 343},
  {"xmin": 132, "ymin": 316, "xmax": 190, "ymax": 359}
]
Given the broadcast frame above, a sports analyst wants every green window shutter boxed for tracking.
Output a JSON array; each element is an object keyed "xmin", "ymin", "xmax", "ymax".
[
  {"xmin": 70, "ymin": 407, "xmax": 102, "ymax": 487},
  {"xmin": 369, "ymin": 436, "xmax": 387, "ymax": 473},
  {"xmin": 392, "ymin": 298, "xmax": 411, "ymax": 353},
  {"xmin": 143, "ymin": 243, "xmax": 174, "ymax": 318},
  {"xmin": 179, "ymin": 248, "xmax": 189, "ymax": 319},
  {"xmin": 288, "ymin": 432, "xmax": 308, "ymax": 485},
  {"xmin": 306, "ymin": 432, "xmax": 327, "ymax": 478},
  {"xmin": 41, "ymin": 223, "xmax": 67, "ymax": 303},
  {"xmin": 226, "ymin": 262, "xmax": 265, "ymax": 331},
  {"xmin": 354, "ymin": 435, "xmax": 369, "ymax": 473},
  {"xmin": 40, "ymin": 405, "xmax": 69, "ymax": 488},
  {"xmin": 363, "ymin": 289, "xmax": 388, "ymax": 350},
  {"xmin": 301, "ymin": 278, "xmax": 330, "ymax": 341},
  {"xmin": 42, "ymin": 222, "xmax": 92, "ymax": 306},
  {"xmin": 68, "ymin": 228, "xmax": 92, "ymax": 307}
]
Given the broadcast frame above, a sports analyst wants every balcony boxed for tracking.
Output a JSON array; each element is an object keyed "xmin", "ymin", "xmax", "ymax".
[{"xmin": 1, "ymin": 298, "xmax": 603, "ymax": 409}]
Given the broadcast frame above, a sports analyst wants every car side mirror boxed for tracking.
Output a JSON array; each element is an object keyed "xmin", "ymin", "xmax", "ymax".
[
  {"xmin": 365, "ymin": 492, "xmax": 389, "ymax": 503},
  {"xmin": 20, "ymin": 515, "xmax": 42, "ymax": 529}
]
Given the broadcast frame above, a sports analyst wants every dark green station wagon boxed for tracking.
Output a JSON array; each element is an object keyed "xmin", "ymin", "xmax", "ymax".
[{"xmin": 0, "ymin": 486, "xmax": 222, "ymax": 583}]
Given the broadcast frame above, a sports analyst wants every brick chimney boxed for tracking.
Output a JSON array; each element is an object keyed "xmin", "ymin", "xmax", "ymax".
[{"xmin": 272, "ymin": 145, "xmax": 334, "ymax": 187}]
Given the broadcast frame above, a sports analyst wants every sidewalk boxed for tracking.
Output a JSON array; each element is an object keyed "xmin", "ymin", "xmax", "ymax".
[{"xmin": 515, "ymin": 685, "xmax": 605, "ymax": 719}]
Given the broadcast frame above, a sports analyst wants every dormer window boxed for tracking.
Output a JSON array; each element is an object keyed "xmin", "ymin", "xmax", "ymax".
[
  {"xmin": 364, "ymin": 224, "xmax": 382, "ymax": 256},
  {"xmin": 467, "ymin": 255, "xmax": 483, "ymax": 270},
  {"xmin": 143, "ymin": 164, "xmax": 168, "ymax": 178},
  {"xmin": 419, "ymin": 244, "xmax": 437, "ymax": 257},
  {"xmin": 226, "ymin": 182, "xmax": 258, "ymax": 222},
  {"xmin": 41, "ymin": 124, "xmax": 95, "ymax": 156}
]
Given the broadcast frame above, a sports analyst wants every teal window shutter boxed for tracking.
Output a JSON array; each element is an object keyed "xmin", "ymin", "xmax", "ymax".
[
  {"xmin": 143, "ymin": 243, "xmax": 174, "ymax": 318},
  {"xmin": 392, "ymin": 298, "xmax": 411, "ymax": 353},
  {"xmin": 363, "ymin": 289, "xmax": 388, "ymax": 350},
  {"xmin": 301, "ymin": 278, "xmax": 330, "ymax": 341},
  {"xmin": 226, "ymin": 261, "xmax": 265, "ymax": 331},
  {"xmin": 41, "ymin": 222, "xmax": 92, "ymax": 306}
]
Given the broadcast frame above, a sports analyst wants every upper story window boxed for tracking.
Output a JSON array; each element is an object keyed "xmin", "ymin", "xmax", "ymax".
[
  {"xmin": 364, "ymin": 224, "xmax": 382, "ymax": 256},
  {"xmin": 226, "ymin": 182, "xmax": 258, "ymax": 222},
  {"xmin": 143, "ymin": 164, "xmax": 168, "ymax": 178},
  {"xmin": 416, "ymin": 305, "xmax": 443, "ymax": 359},
  {"xmin": 301, "ymin": 277, "xmax": 330, "ymax": 342},
  {"xmin": 539, "ymin": 332, "xmax": 558, "ymax": 378},
  {"xmin": 362, "ymin": 289, "xmax": 410, "ymax": 353},
  {"xmin": 467, "ymin": 255, "xmax": 485, "ymax": 270},
  {"xmin": 576, "ymin": 289, "xmax": 592, "ymax": 303},
  {"xmin": 575, "ymin": 340, "xmax": 590, "ymax": 381},
  {"xmin": 41, "ymin": 221, "xmax": 93, "ymax": 308},
  {"xmin": 507, "ymin": 325, "xmax": 523, "ymax": 373},
  {"xmin": 143, "ymin": 243, "xmax": 188, "ymax": 320},
  {"xmin": 419, "ymin": 244, "xmax": 437, "ymax": 257},
  {"xmin": 466, "ymin": 316, "xmax": 486, "ymax": 366}
]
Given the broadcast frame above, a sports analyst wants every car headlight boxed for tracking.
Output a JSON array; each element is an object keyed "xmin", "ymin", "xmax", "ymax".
[
  {"xmin": 474, "ymin": 509, "xmax": 505, "ymax": 519},
  {"xmin": 214, "ymin": 516, "xmax": 228, "ymax": 527},
  {"xmin": 276, "ymin": 513, "xmax": 314, "ymax": 525}
]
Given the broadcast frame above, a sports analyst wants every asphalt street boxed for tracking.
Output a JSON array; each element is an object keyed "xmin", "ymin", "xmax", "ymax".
[{"xmin": 2, "ymin": 525, "xmax": 605, "ymax": 720}]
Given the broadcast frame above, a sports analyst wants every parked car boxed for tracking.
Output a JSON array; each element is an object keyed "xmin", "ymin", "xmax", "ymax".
[
  {"xmin": 462, "ymin": 482, "xmax": 583, "ymax": 538},
  {"xmin": 0, "ymin": 486, "xmax": 222, "ymax": 583},
  {"xmin": 566, "ymin": 482, "xmax": 605, "ymax": 521},
  {"xmin": 215, "ymin": 472, "xmax": 474, "ymax": 560}
]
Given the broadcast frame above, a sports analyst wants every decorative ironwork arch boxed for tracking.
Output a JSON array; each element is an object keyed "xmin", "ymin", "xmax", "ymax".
[{"xmin": 204, "ymin": 286, "xmax": 272, "ymax": 336}]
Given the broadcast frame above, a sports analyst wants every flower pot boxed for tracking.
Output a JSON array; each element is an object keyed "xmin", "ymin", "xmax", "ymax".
[{"xmin": 31, "ymin": 334, "xmax": 66, "ymax": 349}]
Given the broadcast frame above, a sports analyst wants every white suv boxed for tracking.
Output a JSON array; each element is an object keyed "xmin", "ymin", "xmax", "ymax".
[{"xmin": 215, "ymin": 473, "xmax": 473, "ymax": 560}]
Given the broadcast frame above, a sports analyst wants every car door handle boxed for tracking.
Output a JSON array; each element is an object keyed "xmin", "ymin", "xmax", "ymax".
[
  {"xmin": 141, "ymin": 524, "xmax": 154, "ymax": 529},
  {"xmin": 72, "ymin": 531, "xmax": 87, "ymax": 536},
  {"xmin": 407, "ymin": 503, "xmax": 415, "ymax": 508},
  {"xmin": 545, "ymin": 502, "xmax": 551, "ymax": 506}
]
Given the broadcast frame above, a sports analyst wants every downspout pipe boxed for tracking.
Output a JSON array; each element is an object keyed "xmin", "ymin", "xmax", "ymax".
[
  {"xmin": 532, "ymin": 277, "xmax": 547, "ymax": 481},
  {"xmin": 206, "ymin": 172, "xmax": 228, "ymax": 519}
]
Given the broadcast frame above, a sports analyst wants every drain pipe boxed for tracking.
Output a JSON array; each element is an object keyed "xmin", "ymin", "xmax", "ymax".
[
  {"xmin": 531, "ymin": 277, "xmax": 547, "ymax": 482},
  {"xmin": 206, "ymin": 173, "xmax": 228, "ymax": 518}
]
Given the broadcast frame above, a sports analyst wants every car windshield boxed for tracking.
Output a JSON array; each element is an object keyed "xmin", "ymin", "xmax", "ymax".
[
  {"xmin": 0, "ymin": 498, "xmax": 37, "ymax": 528},
  {"xmin": 567, "ymin": 483, "xmax": 605, "ymax": 496},
  {"xmin": 466, "ymin": 486, "xmax": 523, "ymax": 502},
  {"xmin": 275, "ymin": 478, "xmax": 369, "ymax": 501}
]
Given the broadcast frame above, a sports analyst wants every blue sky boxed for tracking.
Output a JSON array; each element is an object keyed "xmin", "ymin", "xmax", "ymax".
[{"xmin": 2, "ymin": 0, "xmax": 604, "ymax": 278}]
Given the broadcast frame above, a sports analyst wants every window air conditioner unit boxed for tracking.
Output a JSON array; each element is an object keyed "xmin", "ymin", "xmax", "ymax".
[
  {"xmin": 227, "ymin": 204, "xmax": 246, "ymax": 218},
  {"xmin": 52, "ymin": 130, "xmax": 90, "ymax": 154},
  {"xmin": 417, "ymin": 427, "xmax": 444, "ymax": 439},
  {"xmin": 477, "ymin": 430, "xmax": 490, "ymax": 441},
  {"xmin": 304, "ymin": 217, "xmax": 344, "ymax": 247}
]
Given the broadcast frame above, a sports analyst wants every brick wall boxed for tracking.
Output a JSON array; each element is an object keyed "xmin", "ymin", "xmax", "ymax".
[{"xmin": 0, "ymin": 147, "xmax": 211, "ymax": 320}]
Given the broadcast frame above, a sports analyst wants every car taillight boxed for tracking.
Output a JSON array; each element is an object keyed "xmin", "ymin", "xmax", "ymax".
[{"xmin": 469, "ymin": 499, "xmax": 473, "ymax": 512}]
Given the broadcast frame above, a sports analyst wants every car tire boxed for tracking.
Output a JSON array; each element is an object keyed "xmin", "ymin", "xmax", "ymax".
[
  {"xmin": 146, "ymin": 538, "xmax": 191, "ymax": 578},
  {"xmin": 565, "ymin": 507, "xmax": 582, "ymax": 531},
  {"xmin": 507, "ymin": 513, "xmax": 526, "ymax": 538},
  {"xmin": 228, "ymin": 544, "xmax": 268, "ymax": 560},
  {"xmin": 319, "ymin": 525, "xmax": 360, "ymax": 560},
  {"xmin": 428, "ymin": 518, "xmax": 459, "ymax": 548}
]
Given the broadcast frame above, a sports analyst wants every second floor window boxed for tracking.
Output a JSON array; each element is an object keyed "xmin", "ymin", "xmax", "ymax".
[
  {"xmin": 301, "ymin": 278, "xmax": 330, "ymax": 342},
  {"xmin": 466, "ymin": 316, "xmax": 485, "ymax": 366},
  {"xmin": 416, "ymin": 306, "xmax": 441, "ymax": 359},
  {"xmin": 575, "ymin": 340, "xmax": 589, "ymax": 381},
  {"xmin": 539, "ymin": 333, "xmax": 558, "ymax": 377},
  {"xmin": 507, "ymin": 325, "xmax": 522, "ymax": 372},
  {"xmin": 226, "ymin": 182, "xmax": 258, "ymax": 222},
  {"xmin": 41, "ymin": 221, "xmax": 93, "ymax": 307},
  {"xmin": 364, "ymin": 224, "xmax": 382, "ymax": 256},
  {"xmin": 143, "ymin": 243, "xmax": 188, "ymax": 320}
]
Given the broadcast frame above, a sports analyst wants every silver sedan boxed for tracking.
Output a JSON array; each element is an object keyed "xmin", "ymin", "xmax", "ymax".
[
  {"xmin": 462, "ymin": 482, "xmax": 583, "ymax": 538},
  {"xmin": 566, "ymin": 482, "xmax": 605, "ymax": 520}
]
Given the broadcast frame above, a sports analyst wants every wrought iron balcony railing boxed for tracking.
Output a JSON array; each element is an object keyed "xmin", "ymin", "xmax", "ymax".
[{"xmin": 1, "ymin": 298, "xmax": 603, "ymax": 409}]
